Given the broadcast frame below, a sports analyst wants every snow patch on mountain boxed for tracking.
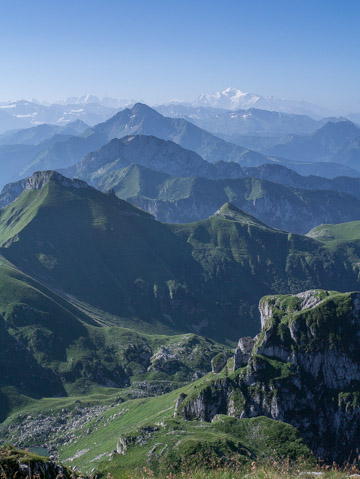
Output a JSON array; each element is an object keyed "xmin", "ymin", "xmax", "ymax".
[{"xmin": 184, "ymin": 87, "xmax": 337, "ymax": 118}]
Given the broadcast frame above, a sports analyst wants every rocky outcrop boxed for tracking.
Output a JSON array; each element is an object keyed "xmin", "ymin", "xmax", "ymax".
[
  {"xmin": 233, "ymin": 336, "xmax": 255, "ymax": 371},
  {"xmin": 211, "ymin": 352, "xmax": 228, "ymax": 373},
  {"xmin": 24, "ymin": 171, "xmax": 89, "ymax": 191},
  {"xmin": 0, "ymin": 447, "xmax": 72, "ymax": 479},
  {"xmin": 181, "ymin": 377, "xmax": 235, "ymax": 422},
  {"xmin": 177, "ymin": 290, "xmax": 360, "ymax": 463},
  {"xmin": 147, "ymin": 336, "xmax": 223, "ymax": 377},
  {"xmin": 0, "ymin": 171, "xmax": 89, "ymax": 207},
  {"xmin": 115, "ymin": 426, "xmax": 160, "ymax": 456},
  {"xmin": 174, "ymin": 393, "xmax": 187, "ymax": 417}
]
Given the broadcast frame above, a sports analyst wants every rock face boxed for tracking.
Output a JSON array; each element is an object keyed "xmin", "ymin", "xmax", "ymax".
[
  {"xmin": 211, "ymin": 352, "xmax": 229, "ymax": 373},
  {"xmin": 174, "ymin": 393, "xmax": 188, "ymax": 417},
  {"xmin": 0, "ymin": 171, "xmax": 89, "ymax": 207},
  {"xmin": 24, "ymin": 170, "xmax": 89, "ymax": 191},
  {"xmin": 233, "ymin": 336, "xmax": 255, "ymax": 371},
  {"xmin": 178, "ymin": 290, "xmax": 360, "ymax": 463}
]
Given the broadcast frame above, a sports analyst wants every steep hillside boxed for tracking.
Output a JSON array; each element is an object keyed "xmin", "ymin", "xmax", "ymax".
[
  {"xmin": 0, "ymin": 245, "xmax": 226, "ymax": 405},
  {"xmin": 81, "ymin": 163, "xmax": 360, "ymax": 234},
  {"xmin": 2, "ymin": 172, "xmax": 360, "ymax": 346}
]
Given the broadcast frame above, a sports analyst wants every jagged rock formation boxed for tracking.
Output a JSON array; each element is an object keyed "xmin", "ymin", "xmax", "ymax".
[
  {"xmin": 174, "ymin": 393, "xmax": 188, "ymax": 417},
  {"xmin": 211, "ymin": 352, "xmax": 228, "ymax": 373},
  {"xmin": 25, "ymin": 170, "xmax": 89, "ymax": 190},
  {"xmin": 177, "ymin": 290, "xmax": 360, "ymax": 462},
  {"xmin": 116, "ymin": 426, "xmax": 160, "ymax": 456},
  {"xmin": 0, "ymin": 170, "xmax": 89, "ymax": 207},
  {"xmin": 233, "ymin": 336, "xmax": 254, "ymax": 371}
]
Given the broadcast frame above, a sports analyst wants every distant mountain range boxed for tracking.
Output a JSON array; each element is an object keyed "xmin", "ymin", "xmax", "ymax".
[
  {"xmin": 0, "ymin": 104, "xmax": 270, "ymax": 187},
  {"xmin": 0, "ymin": 120, "xmax": 88, "ymax": 146},
  {"xmin": 3, "ymin": 134, "xmax": 360, "ymax": 234},
  {"xmin": 171, "ymin": 87, "xmax": 339, "ymax": 118},
  {"xmin": 0, "ymin": 103, "xmax": 360, "ymax": 193},
  {"xmin": 155, "ymin": 104, "xmax": 328, "ymax": 138},
  {"xmin": 2, "ymin": 86, "xmax": 360, "ymax": 138},
  {"xmin": 0, "ymin": 99, "xmax": 119, "ymax": 132},
  {"xmin": 263, "ymin": 120, "xmax": 360, "ymax": 167},
  {"xmin": 30, "ymin": 104, "xmax": 360, "ymax": 178},
  {"xmin": 60, "ymin": 94, "xmax": 136, "ymax": 109}
]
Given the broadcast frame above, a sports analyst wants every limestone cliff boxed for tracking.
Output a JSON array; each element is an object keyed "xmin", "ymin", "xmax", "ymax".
[{"xmin": 178, "ymin": 290, "xmax": 360, "ymax": 462}]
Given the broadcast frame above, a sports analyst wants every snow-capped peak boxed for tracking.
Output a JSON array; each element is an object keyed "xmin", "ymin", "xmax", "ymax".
[
  {"xmin": 194, "ymin": 87, "xmax": 261, "ymax": 110},
  {"xmin": 189, "ymin": 87, "xmax": 334, "ymax": 117}
]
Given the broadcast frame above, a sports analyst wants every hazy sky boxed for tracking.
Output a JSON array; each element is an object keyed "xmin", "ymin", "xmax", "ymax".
[{"xmin": 1, "ymin": 0, "xmax": 360, "ymax": 110}]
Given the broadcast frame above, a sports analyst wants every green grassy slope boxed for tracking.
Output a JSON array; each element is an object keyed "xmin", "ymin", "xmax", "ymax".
[
  {"xmin": 307, "ymin": 220, "xmax": 360, "ymax": 244},
  {"xmin": 0, "ymin": 254, "xmax": 227, "ymax": 405},
  {"xmin": 89, "ymin": 163, "xmax": 360, "ymax": 234},
  {"xmin": 2, "ymin": 172, "xmax": 360, "ymax": 344},
  {"xmin": 0, "ymin": 369, "xmax": 311, "ymax": 476}
]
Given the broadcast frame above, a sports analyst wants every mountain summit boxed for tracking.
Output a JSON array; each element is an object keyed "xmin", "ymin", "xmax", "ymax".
[
  {"xmin": 212, "ymin": 202, "xmax": 269, "ymax": 227},
  {"xmin": 190, "ymin": 87, "xmax": 334, "ymax": 117},
  {"xmin": 195, "ymin": 87, "xmax": 260, "ymax": 110}
]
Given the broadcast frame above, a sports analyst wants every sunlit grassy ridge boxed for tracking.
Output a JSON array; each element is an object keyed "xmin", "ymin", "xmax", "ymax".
[{"xmin": 307, "ymin": 220, "xmax": 360, "ymax": 245}]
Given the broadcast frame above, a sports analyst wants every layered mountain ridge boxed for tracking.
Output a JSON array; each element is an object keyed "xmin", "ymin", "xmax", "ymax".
[{"xmin": 3, "ymin": 134, "xmax": 360, "ymax": 234}]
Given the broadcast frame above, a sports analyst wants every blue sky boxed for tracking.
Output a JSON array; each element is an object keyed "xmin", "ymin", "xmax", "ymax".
[{"xmin": 0, "ymin": 0, "xmax": 359, "ymax": 109}]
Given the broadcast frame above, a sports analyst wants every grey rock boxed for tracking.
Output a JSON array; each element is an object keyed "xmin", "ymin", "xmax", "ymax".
[
  {"xmin": 174, "ymin": 393, "xmax": 187, "ymax": 417},
  {"xmin": 233, "ymin": 336, "xmax": 255, "ymax": 371},
  {"xmin": 211, "ymin": 353, "xmax": 228, "ymax": 373}
]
